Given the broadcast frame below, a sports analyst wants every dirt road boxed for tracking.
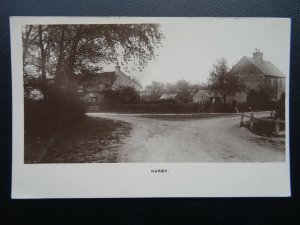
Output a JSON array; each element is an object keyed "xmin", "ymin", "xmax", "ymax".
[{"xmin": 87, "ymin": 113, "xmax": 285, "ymax": 162}]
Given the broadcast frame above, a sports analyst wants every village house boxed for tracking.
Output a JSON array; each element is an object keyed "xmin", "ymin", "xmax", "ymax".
[
  {"xmin": 225, "ymin": 91, "xmax": 247, "ymax": 104},
  {"xmin": 193, "ymin": 90, "xmax": 215, "ymax": 104},
  {"xmin": 77, "ymin": 63, "xmax": 142, "ymax": 104},
  {"xmin": 231, "ymin": 49, "xmax": 285, "ymax": 102},
  {"xmin": 193, "ymin": 89, "xmax": 244, "ymax": 105}
]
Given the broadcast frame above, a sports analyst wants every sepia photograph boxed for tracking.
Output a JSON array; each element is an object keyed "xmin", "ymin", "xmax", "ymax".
[
  {"xmin": 22, "ymin": 19, "xmax": 288, "ymax": 163},
  {"xmin": 11, "ymin": 17, "xmax": 291, "ymax": 198}
]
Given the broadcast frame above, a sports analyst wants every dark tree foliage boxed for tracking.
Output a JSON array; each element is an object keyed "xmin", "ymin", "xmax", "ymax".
[
  {"xmin": 176, "ymin": 79, "xmax": 193, "ymax": 103},
  {"xmin": 165, "ymin": 82, "xmax": 177, "ymax": 94},
  {"xmin": 247, "ymin": 89, "xmax": 277, "ymax": 111},
  {"xmin": 117, "ymin": 86, "xmax": 141, "ymax": 104},
  {"xmin": 104, "ymin": 86, "xmax": 141, "ymax": 104},
  {"xmin": 144, "ymin": 79, "xmax": 202, "ymax": 103},
  {"xmin": 23, "ymin": 24, "xmax": 164, "ymax": 94},
  {"xmin": 22, "ymin": 24, "xmax": 163, "ymax": 141},
  {"xmin": 145, "ymin": 81, "xmax": 166, "ymax": 100},
  {"xmin": 208, "ymin": 58, "xmax": 244, "ymax": 103}
]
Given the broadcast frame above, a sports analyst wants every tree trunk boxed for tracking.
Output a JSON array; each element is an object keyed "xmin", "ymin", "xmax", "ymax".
[
  {"xmin": 65, "ymin": 25, "xmax": 82, "ymax": 93},
  {"xmin": 22, "ymin": 25, "xmax": 33, "ymax": 70},
  {"xmin": 38, "ymin": 25, "xmax": 48, "ymax": 99},
  {"xmin": 54, "ymin": 26, "xmax": 66, "ymax": 88}
]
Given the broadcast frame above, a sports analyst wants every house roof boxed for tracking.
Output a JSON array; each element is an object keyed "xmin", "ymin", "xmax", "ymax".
[
  {"xmin": 78, "ymin": 70, "xmax": 142, "ymax": 89},
  {"xmin": 94, "ymin": 72, "xmax": 117, "ymax": 85},
  {"xmin": 77, "ymin": 71, "xmax": 117, "ymax": 88},
  {"xmin": 131, "ymin": 78, "xmax": 143, "ymax": 89},
  {"xmin": 159, "ymin": 93, "xmax": 178, "ymax": 100},
  {"xmin": 244, "ymin": 56, "xmax": 285, "ymax": 78}
]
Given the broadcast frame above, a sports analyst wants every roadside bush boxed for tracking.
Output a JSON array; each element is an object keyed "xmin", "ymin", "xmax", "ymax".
[
  {"xmin": 212, "ymin": 102, "xmax": 232, "ymax": 113},
  {"xmin": 236, "ymin": 103, "xmax": 251, "ymax": 112},
  {"xmin": 100, "ymin": 103, "xmax": 198, "ymax": 113},
  {"xmin": 142, "ymin": 99, "xmax": 160, "ymax": 104},
  {"xmin": 158, "ymin": 99, "xmax": 177, "ymax": 104},
  {"xmin": 99, "ymin": 101, "xmax": 251, "ymax": 114},
  {"xmin": 247, "ymin": 89, "xmax": 276, "ymax": 111},
  {"xmin": 103, "ymin": 86, "xmax": 141, "ymax": 104}
]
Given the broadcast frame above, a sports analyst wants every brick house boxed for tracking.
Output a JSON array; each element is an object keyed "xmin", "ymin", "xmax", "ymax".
[
  {"xmin": 231, "ymin": 49, "xmax": 286, "ymax": 102},
  {"xmin": 77, "ymin": 63, "xmax": 142, "ymax": 104}
]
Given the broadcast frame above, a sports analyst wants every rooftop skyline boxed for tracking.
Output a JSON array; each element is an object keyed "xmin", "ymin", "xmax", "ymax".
[{"xmin": 104, "ymin": 18, "xmax": 290, "ymax": 86}]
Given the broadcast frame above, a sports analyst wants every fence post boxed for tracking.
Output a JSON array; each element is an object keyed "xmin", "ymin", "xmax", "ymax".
[
  {"xmin": 240, "ymin": 112, "xmax": 244, "ymax": 127},
  {"xmin": 250, "ymin": 111, "xmax": 254, "ymax": 130},
  {"xmin": 275, "ymin": 118, "xmax": 280, "ymax": 135}
]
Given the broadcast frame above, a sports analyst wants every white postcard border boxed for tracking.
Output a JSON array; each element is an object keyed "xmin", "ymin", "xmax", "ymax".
[{"xmin": 10, "ymin": 17, "xmax": 291, "ymax": 198}]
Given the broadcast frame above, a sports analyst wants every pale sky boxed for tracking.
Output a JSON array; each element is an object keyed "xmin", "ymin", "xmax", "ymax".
[{"xmin": 105, "ymin": 18, "xmax": 290, "ymax": 87}]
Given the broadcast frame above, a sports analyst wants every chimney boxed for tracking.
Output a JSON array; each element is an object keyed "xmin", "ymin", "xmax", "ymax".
[
  {"xmin": 253, "ymin": 48, "xmax": 263, "ymax": 62},
  {"xmin": 115, "ymin": 62, "xmax": 120, "ymax": 74}
]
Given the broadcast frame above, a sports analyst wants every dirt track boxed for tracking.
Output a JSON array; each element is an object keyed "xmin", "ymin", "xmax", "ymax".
[{"xmin": 87, "ymin": 113, "xmax": 285, "ymax": 162}]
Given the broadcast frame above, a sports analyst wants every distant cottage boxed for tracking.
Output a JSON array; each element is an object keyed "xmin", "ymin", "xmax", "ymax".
[
  {"xmin": 231, "ymin": 49, "xmax": 285, "ymax": 102},
  {"xmin": 77, "ymin": 63, "xmax": 142, "ymax": 104},
  {"xmin": 159, "ymin": 93, "xmax": 179, "ymax": 102},
  {"xmin": 193, "ymin": 90, "xmax": 214, "ymax": 104}
]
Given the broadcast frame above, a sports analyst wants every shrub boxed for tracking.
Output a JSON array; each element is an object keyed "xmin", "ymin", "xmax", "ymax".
[
  {"xmin": 236, "ymin": 103, "xmax": 250, "ymax": 112},
  {"xmin": 24, "ymin": 90, "xmax": 86, "ymax": 142},
  {"xmin": 142, "ymin": 99, "xmax": 160, "ymax": 104},
  {"xmin": 100, "ymin": 103, "xmax": 198, "ymax": 113},
  {"xmin": 212, "ymin": 102, "xmax": 232, "ymax": 113},
  {"xmin": 103, "ymin": 86, "xmax": 141, "ymax": 104},
  {"xmin": 247, "ymin": 89, "xmax": 276, "ymax": 111}
]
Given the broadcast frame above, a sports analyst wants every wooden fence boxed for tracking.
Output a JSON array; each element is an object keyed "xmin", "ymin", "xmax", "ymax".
[{"xmin": 240, "ymin": 111, "xmax": 285, "ymax": 135}]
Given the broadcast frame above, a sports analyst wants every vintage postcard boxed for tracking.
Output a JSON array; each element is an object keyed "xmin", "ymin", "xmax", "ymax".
[{"xmin": 11, "ymin": 17, "xmax": 290, "ymax": 198}]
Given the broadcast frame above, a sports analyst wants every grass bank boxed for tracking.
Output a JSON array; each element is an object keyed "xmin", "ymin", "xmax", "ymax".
[
  {"xmin": 243, "ymin": 118, "xmax": 285, "ymax": 138},
  {"xmin": 25, "ymin": 117, "xmax": 131, "ymax": 163}
]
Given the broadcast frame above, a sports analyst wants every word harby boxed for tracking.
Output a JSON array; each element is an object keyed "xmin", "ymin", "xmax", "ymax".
[{"xmin": 151, "ymin": 169, "xmax": 168, "ymax": 173}]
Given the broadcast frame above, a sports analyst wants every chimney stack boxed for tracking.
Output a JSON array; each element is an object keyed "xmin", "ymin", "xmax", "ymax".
[{"xmin": 253, "ymin": 48, "xmax": 263, "ymax": 62}]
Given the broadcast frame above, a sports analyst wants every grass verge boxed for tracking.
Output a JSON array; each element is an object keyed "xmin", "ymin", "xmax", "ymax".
[
  {"xmin": 25, "ymin": 117, "xmax": 131, "ymax": 163},
  {"xmin": 245, "ymin": 120, "xmax": 285, "ymax": 138},
  {"xmin": 243, "ymin": 120, "xmax": 285, "ymax": 151}
]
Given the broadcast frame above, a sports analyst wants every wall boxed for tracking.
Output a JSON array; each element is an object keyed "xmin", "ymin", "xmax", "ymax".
[
  {"xmin": 233, "ymin": 58, "xmax": 265, "ymax": 92},
  {"xmin": 265, "ymin": 76, "xmax": 286, "ymax": 101}
]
